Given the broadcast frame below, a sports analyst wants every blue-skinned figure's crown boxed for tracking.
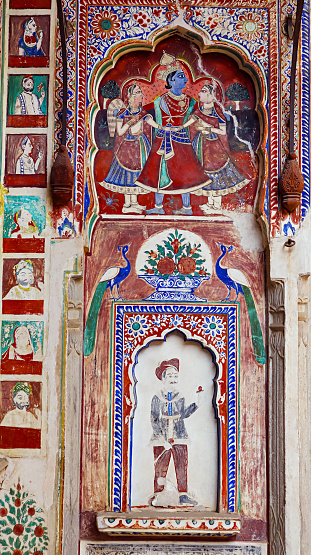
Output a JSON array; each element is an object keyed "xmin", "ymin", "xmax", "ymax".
[{"xmin": 157, "ymin": 52, "xmax": 182, "ymax": 80}]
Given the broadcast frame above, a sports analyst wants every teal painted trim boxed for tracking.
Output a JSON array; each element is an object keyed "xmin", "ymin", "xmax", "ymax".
[
  {"xmin": 184, "ymin": 97, "xmax": 196, "ymax": 123},
  {"xmin": 140, "ymin": 136, "xmax": 146, "ymax": 166},
  {"xmin": 154, "ymin": 96, "xmax": 162, "ymax": 133},
  {"xmin": 183, "ymin": 97, "xmax": 196, "ymax": 137},
  {"xmin": 56, "ymin": 266, "xmax": 80, "ymax": 552},
  {"xmin": 88, "ymin": 213, "xmax": 98, "ymax": 245},
  {"xmin": 159, "ymin": 156, "xmax": 170, "ymax": 189},
  {"xmin": 197, "ymin": 134, "xmax": 202, "ymax": 164}
]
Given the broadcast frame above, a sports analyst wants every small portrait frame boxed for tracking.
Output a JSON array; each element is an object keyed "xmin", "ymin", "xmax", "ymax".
[
  {"xmin": 7, "ymin": 74, "xmax": 48, "ymax": 128},
  {"xmin": 8, "ymin": 15, "xmax": 50, "ymax": 68},
  {"xmin": 2, "ymin": 258, "xmax": 45, "ymax": 315},
  {"xmin": 0, "ymin": 380, "xmax": 42, "ymax": 451},
  {"xmin": 5, "ymin": 134, "xmax": 47, "ymax": 188}
]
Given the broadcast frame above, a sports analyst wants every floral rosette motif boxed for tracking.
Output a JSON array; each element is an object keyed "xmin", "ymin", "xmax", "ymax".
[
  {"xmin": 141, "ymin": 230, "xmax": 210, "ymax": 281},
  {"xmin": 235, "ymin": 11, "xmax": 266, "ymax": 40},
  {"xmin": 123, "ymin": 311, "xmax": 227, "ymax": 363},
  {"xmin": 91, "ymin": 10, "xmax": 121, "ymax": 39}
]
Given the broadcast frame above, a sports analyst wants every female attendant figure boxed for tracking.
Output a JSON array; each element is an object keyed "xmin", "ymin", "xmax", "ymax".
[
  {"xmin": 2, "ymin": 325, "xmax": 42, "ymax": 361},
  {"xmin": 15, "ymin": 136, "xmax": 43, "ymax": 175},
  {"xmin": 101, "ymin": 83, "xmax": 158, "ymax": 214},
  {"xmin": 19, "ymin": 17, "xmax": 44, "ymax": 57},
  {"xmin": 189, "ymin": 82, "xmax": 250, "ymax": 214},
  {"xmin": 10, "ymin": 208, "xmax": 39, "ymax": 238}
]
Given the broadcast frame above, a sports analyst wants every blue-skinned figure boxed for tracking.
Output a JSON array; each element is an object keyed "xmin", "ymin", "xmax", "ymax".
[{"xmin": 135, "ymin": 52, "xmax": 211, "ymax": 215}]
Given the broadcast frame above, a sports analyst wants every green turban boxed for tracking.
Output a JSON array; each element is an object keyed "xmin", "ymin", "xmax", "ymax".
[{"xmin": 13, "ymin": 382, "xmax": 32, "ymax": 396}]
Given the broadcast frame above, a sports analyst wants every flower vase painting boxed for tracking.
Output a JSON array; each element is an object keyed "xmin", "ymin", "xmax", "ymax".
[{"xmin": 136, "ymin": 229, "xmax": 212, "ymax": 301}]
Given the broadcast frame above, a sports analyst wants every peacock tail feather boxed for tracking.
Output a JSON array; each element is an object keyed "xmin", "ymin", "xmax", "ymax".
[
  {"xmin": 83, "ymin": 281, "xmax": 107, "ymax": 357},
  {"xmin": 241, "ymin": 284, "xmax": 266, "ymax": 365}
]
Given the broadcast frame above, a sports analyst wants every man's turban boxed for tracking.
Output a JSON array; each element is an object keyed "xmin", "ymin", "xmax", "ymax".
[
  {"xmin": 13, "ymin": 259, "xmax": 33, "ymax": 277},
  {"xmin": 155, "ymin": 358, "xmax": 179, "ymax": 381},
  {"xmin": 13, "ymin": 382, "xmax": 32, "ymax": 396}
]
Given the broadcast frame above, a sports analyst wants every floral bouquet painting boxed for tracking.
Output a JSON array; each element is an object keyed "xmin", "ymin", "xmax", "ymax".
[{"xmin": 139, "ymin": 230, "xmax": 211, "ymax": 301}]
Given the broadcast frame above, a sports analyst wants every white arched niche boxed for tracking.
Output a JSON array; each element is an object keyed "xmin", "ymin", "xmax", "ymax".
[{"xmin": 130, "ymin": 330, "xmax": 218, "ymax": 511}]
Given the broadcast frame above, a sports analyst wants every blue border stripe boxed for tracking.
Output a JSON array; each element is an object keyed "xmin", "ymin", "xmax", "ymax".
[
  {"xmin": 301, "ymin": 0, "xmax": 310, "ymax": 218},
  {"xmin": 112, "ymin": 308, "xmax": 124, "ymax": 511}
]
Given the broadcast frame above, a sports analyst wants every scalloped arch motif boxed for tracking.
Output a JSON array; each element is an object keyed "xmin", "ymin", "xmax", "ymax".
[
  {"xmin": 69, "ymin": 0, "xmax": 300, "ymax": 237},
  {"xmin": 110, "ymin": 302, "xmax": 238, "ymax": 514},
  {"xmin": 86, "ymin": 33, "xmax": 267, "ymax": 225}
]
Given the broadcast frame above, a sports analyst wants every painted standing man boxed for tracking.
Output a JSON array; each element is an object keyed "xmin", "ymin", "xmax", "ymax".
[
  {"xmin": 136, "ymin": 53, "xmax": 211, "ymax": 215},
  {"xmin": 150, "ymin": 358, "xmax": 202, "ymax": 506}
]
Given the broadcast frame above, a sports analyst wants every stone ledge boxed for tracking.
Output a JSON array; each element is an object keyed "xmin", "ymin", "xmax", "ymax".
[{"xmin": 96, "ymin": 513, "xmax": 241, "ymax": 536}]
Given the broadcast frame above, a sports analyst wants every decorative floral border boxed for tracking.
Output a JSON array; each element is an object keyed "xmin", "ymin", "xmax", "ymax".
[
  {"xmin": 86, "ymin": 543, "xmax": 264, "ymax": 555},
  {"xmin": 96, "ymin": 515, "xmax": 241, "ymax": 536},
  {"xmin": 110, "ymin": 302, "xmax": 238, "ymax": 518},
  {"xmin": 55, "ymin": 0, "xmax": 77, "ymax": 162}
]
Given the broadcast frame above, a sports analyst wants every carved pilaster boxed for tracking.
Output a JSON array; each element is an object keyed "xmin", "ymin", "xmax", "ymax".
[
  {"xmin": 268, "ymin": 280, "xmax": 285, "ymax": 555},
  {"xmin": 298, "ymin": 274, "xmax": 311, "ymax": 554},
  {"xmin": 62, "ymin": 274, "xmax": 83, "ymax": 555}
]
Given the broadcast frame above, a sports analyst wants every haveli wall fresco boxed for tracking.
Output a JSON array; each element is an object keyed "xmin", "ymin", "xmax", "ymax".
[
  {"xmin": 92, "ymin": 44, "xmax": 259, "ymax": 217},
  {"xmin": 0, "ymin": 0, "xmax": 53, "ymax": 547},
  {"xmin": 0, "ymin": 0, "xmax": 309, "ymax": 550}
]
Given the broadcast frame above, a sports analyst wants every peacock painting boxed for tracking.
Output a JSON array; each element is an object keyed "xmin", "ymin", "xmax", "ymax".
[
  {"xmin": 84, "ymin": 243, "xmax": 131, "ymax": 357},
  {"xmin": 215, "ymin": 243, "xmax": 265, "ymax": 365}
]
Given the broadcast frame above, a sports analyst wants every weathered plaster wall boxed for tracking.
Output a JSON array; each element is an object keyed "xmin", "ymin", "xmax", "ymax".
[{"xmin": 0, "ymin": 0, "xmax": 310, "ymax": 553}]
